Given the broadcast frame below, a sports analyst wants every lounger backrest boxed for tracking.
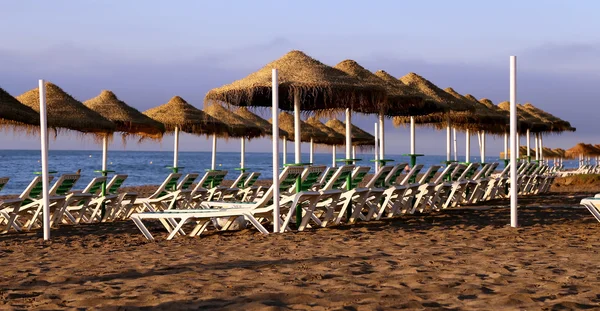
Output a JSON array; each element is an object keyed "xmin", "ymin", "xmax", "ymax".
[
  {"xmin": 385, "ymin": 162, "xmax": 408, "ymax": 187},
  {"xmin": 450, "ymin": 164, "xmax": 467, "ymax": 182},
  {"xmin": 470, "ymin": 163, "xmax": 489, "ymax": 181},
  {"xmin": 399, "ymin": 164, "xmax": 424, "ymax": 185},
  {"xmin": 365, "ymin": 165, "xmax": 393, "ymax": 189},
  {"xmin": 209, "ymin": 170, "xmax": 228, "ymax": 188},
  {"xmin": 464, "ymin": 163, "xmax": 481, "ymax": 179},
  {"xmin": 252, "ymin": 166, "xmax": 304, "ymax": 207},
  {"xmin": 244, "ymin": 172, "xmax": 260, "ymax": 188},
  {"xmin": 177, "ymin": 173, "xmax": 200, "ymax": 190},
  {"xmin": 155, "ymin": 173, "xmax": 183, "ymax": 197},
  {"xmin": 323, "ymin": 165, "xmax": 355, "ymax": 190},
  {"xmin": 106, "ymin": 174, "xmax": 128, "ymax": 194},
  {"xmin": 231, "ymin": 172, "xmax": 250, "ymax": 189},
  {"xmin": 319, "ymin": 167, "xmax": 335, "ymax": 184},
  {"xmin": 417, "ymin": 165, "xmax": 440, "ymax": 184},
  {"xmin": 49, "ymin": 174, "xmax": 80, "ymax": 196},
  {"xmin": 82, "ymin": 176, "xmax": 108, "ymax": 195},
  {"xmin": 20, "ymin": 175, "xmax": 55, "ymax": 203},
  {"xmin": 299, "ymin": 165, "xmax": 326, "ymax": 191},
  {"xmin": 348, "ymin": 166, "xmax": 371, "ymax": 189},
  {"xmin": 0, "ymin": 177, "xmax": 9, "ymax": 193},
  {"xmin": 485, "ymin": 163, "xmax": 499, "ymax": 178},
  {"xmin": 435, "ymin": 163, "xmax": 457, "ymax": 184}
]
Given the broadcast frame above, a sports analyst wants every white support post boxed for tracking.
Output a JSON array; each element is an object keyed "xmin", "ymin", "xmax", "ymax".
[
  {"xmin": 39, "ymin": 80, "xmax": 50, "ymax": 241},
  {"xmin": 173, "ymin": 126, "xmax": 180, "ymax": 169},
  {"xmin": 446, "ymin": 119, "xmax": 451, "ymax": 162},
  {"xmin": 293, "ymin": 92, "xmax": 301, "ymax": 164},
  {"xmin": 346, "ymin": 109, "xmax": 352, "ymax": 160},
  {"xmin": 540, "ymin": 135, "xmax": 544, "ymax": 161},
  {"xmin": 504, "ymin": 132, "xmax": 508, "ymax": 161},
  {"xmin": 352, "ymin": 145, "xmax": 356, "ymax": 160},
  {"xmin": 378, "ymin": 113, "xmax": 385, "ymax": 160},
  {"xmin": 211, "ymin": 133, "xmax": 217, "ymax": 170},
  {"xmin": 374, "ymin": 123, "xmax": 379, "ymax": 173},
  {"xmin": 535, "ymin": 133, "xmax": 539, "ymax": 161},
  {"xmin": 240, "ymin": 137, "xmax": 246, "ymax": 169},
  {"xmin": 516, "ymin": 131, "xmax": 520, "ymax": 160},
  {"xmin": 282, "ymin": 137, "xmax": 287, "ymax": 165},
  {"xmin": 481, "ymin": 130, "xmax": 486, "ymax": 163},
  {"xmin": 526, "ymin": 129, "xmax": 531, "ymax": 161},
  {"xmin": 332, "ymin": 145, "xmax": 336, "ymax": 167},
  {"xmin": 509, "ymin": 55, "xmax": 518, "ymax": 228},
  {"xmin": 309, "ymin": 138, "xmax": 314, "ymax": 164},
  {"xmin": 271, "ymin": 69, "xmax": 280, "ymax": 233},
  {"xmin": 465, "ymin": 129, "xmax": 470, "ymax": 163},
  {"xmin": 102, "ymin": 135, "xmax": 108, "ymax": 172},
  {"xmin": 410, "ymin": 116, "xmax": 415, "ymax": 155},
  {"xmin": 453, "ymin": 128, "xmax": 458, "ymax": 161}
]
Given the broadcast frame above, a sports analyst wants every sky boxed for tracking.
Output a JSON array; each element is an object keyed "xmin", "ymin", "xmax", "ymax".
[{"xmin": 1, "ymin": 0, "xmax": 598, "ymax": 156}]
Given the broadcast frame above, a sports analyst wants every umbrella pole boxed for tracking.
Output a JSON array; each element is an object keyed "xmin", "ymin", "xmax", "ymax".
[
  {"xmin": 282, "ymin": 137, "xmax": 287, "ymax": 165},
  {"xmin": 526, "ymin": 129, "xmax": 531, "ymax": 163},
  {"xmin": 309, "ymin": 138, "xmax": 314, "ymax": 165},
  {"xmin": 540, "ymin": 135, "xmax": 544, "ymax": 163},
  {"xmin": 465, "ymin": 129, "xmax": 470, "ymax": 163},
  {"xmin": 481, "ymin": 131, "xmax": 486, "ymax": 163},
  {"xmin": 39, "ymin": 80, "xmax": 51, "ymax": 241},
  {"xmin": 240, "ymin": 137, "xmax": 246, "ymax": 171},
  {"xmin": 477, "ymin": 131, "xmax": 482, "ymax": 161},
  {"xmin": 503, "ymin": 132, "xmax": 509, "ymax": 167},
  {"xmin": 352, "ymin": 146, "xmax": 356, "ymax": 160},
  {"xmin": 374, "ymin": 123, "xmax": 378, "ymax": 173},
  {"xmin": 345, "ymin": 108, "xmax": 353, "ymax": 222},
  {"xmin": 379, "ymin": 112, "xmax": 386, "ymax": 166},
  {"xmin": 294, "ymin": 92, "xmax": 301, "ymax": 164},
  {"xmin": 332, "ymin": 145, "xmax": 336, "ymax": 167},
  {"xmin": 509, "ymin": 55, "xmax": 518, "ymax": 228},
  {"xmin": 535, "ymin": 133, "xmax": 539, "ymax": 161},
  {"xmin": 173, "ymin": 126, "xmax": 180, "ymax": 173},
  {"xmin": 516, "ymin": 131, "xmax": 520, "ymax": 160},
  {"xmin": 100, "ymin": 134, "xmax": 109, "ymax": 219},
  {"xmin": 211, "ymin": 133, "xmax": 217, "ymax": 170},
  {"xmin": 453, "ymin": 128, "xmax": 458, "ymax": 162},
  {"xmin": 446, "ymin": 120, "xmax": 451, "ymax": 162},
  {"xmin": 271, "ymin": 68, "xmax": 280, "ymax": 233}
]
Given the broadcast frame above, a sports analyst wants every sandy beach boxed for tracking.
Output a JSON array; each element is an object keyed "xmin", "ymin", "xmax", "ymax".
[{"xmin": 1, "ymin": 176, "xmax": 600, "ymax": 310}]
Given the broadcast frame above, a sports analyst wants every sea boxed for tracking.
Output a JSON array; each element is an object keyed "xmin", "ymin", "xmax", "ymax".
[{"xmin": 0, "ymin": 150, "xmax": 580, "ymax": 195}]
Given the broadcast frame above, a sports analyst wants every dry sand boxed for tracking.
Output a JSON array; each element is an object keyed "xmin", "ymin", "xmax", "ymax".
[{"xmin": 1, "ymin": 187, "xmax": 600, "ymax": 310}]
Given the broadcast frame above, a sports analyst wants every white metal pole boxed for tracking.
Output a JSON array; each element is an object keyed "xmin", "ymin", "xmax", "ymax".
[
  {"xmin": 211, "ymin": 133, "xmax": 217, "ymax": 170},
  {"xmin": 332, "ymin": 145, "xmax": 336, "ymax": 167},
  {"xmin": 379, "ymin": 113, "xmax": 385, "ymax": 160},
  {"xmin": 102, "ymin": 135, "xmax": 108, "ymax": 172},
  {"xmin": 271, "ymin": 69, "xmax": 280, "ymax": 233},
  {"xmin": 504, "ymin": 132, "xmax": 508, "ymax": 160},
  {"xmin": 240, "ymin": 137, "xmax": 246, "ymax": 169},
  {"xmin": 465, "ymin": 129, "xmax": 470, "ymax": 163},
  {"xmin": 510, "ymin": 55, "xmax": 518, "ymax": 228},
  {"xmin": 535, "ymin": 133, "xmax": 539, "ymax": 161},
  {"xmin": 374, "ymin": 123, "xmax": 379, "ymax": 173},
  {"xmin": 39, "ymin": 80, "xmax": 50, "ymax": 241},
  {"xmin": 173, "ymin": 126, "xmax": 179, "ymax": 169},
  {"xmin": 309, "ymin": 138, "xmax": 314, "ymax": 164},
  {"xmin": 410, "ymin": 116, "xmax": 415, "ymax": 155},
  {"xmin": 482, "ymin": 130, "xmax": 486, "ymax": 162},
  {"xmin": 294, "ymin": 92, "xmax": 301, "ymax": 164},
  {"xmin": 477, "ymin": 131, "xmax": 482, "ymax": 158},
  {"xmin": 352, "ymin": 145, "xmax": 356, "ymax": 160},
  {"xmin": 282, "ymin": 137, "xmax": 287, "ymax": 165},
  {"xmin": 516, "ymin": 131, "xmax": 520, "ymax": 160},
  {"xmin": 540, "ymin": 135, "xmax": 544, "ymax": 161},
  {"xmin": 453, "ymin": 128, "xmax": 458, "ymax": 161},
  {"xmin": 345, "ymin": 109, "xmax": 352, "ymax": 160},
  {"xmin": 446, "ymin": 119, "xmax": 451, "ymax": 162},
  {"xmin": 526, "ymin": 129, "xmax": 531, "ymax": 161}
]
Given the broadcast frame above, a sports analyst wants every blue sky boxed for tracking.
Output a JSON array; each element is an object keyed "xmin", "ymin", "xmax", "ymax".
[{"xmin": 1, "ymin": 0, "xmax": 598, "ymax": 156}]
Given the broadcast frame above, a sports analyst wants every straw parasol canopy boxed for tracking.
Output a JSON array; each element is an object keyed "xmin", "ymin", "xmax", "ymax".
[
  {"xmin": 520, "ymin": 103, "xmax": 576, "ymax": 133},
  {"xmin": 0, "ymin": 86, "xmax": 40, "ymax": 131},
  {"xmin": 497, "ymin": 101, "xmax": 550, "ymax": 133},
  {"xmin": 268, "ymin": 112, "xmax": 329, "ymax": 143},
  {"xmin": 446, "ymin": 91, "xmax": 508, "ymax": 134},
  {"xmin": 203, "ymin": 104, "xmax": 264, "ymax": 139},
  {"xmin": 305, "ymin": 116, "xmax": 346, "ymax": 146},
  {"xmin": 553, "ymin": 148, "xmax": 567, "ymax": 158},
  {"xmin": 233, "ymin": 107, "xmax": 289, "ymax": 138},
  {"xmin": 333, "ymin": 60, "xmax": 429, "ymax": 116},
  {"xmin": 325, "ymin": 119, "xmax": 375, "ymax": 148},
  {"xmin": 374, "ymin": 70, "xmax": 445, "ymax": 116},
  {"xmin": 204, "ymin": 50, "xmax": 386, "ymax": 113},
  {"xmin": 392, "ymin": 74, "xmax": 475, "ymax": 127},
  {"xmin": 143, "ymin": 96, "xmax": 228, "ymax": 135},
  {"xmin": 17, "ymin": 82, "xmax": 115, "ymax": 134},
  {"xmin": 565, "ymin": 143, "xmax": 600, "ymax": 158},
  {"xmin": 84, "ymin": 90, "xmax": 165, "ymax": 139}
]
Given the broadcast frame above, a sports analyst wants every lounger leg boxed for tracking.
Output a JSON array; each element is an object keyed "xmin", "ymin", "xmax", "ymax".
[
  {"xmin": 244, "ymin": 213, "xmax": 269, "ymax": 234},
  {"xmin": 131, "ymin": 216, "xmax": 155, "ymax": 241},
  {"xmin": 166, "ymin": 218, "xmax": 189, "ymax": 240},
  {"xmin": 189, "ymin": 220, "xmax": 211, "ymax": 237}
]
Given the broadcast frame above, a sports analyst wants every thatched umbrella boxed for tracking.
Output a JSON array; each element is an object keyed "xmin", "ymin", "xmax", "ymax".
[
  {"xmin": 325, "ymin": 119, "xmax": 375, "ymax": 162},
  {"xmin": 143, "ymin": 96, "xmax": 229, "ymax": 172},
  {"xmin": 498, "ymin": 101, "xmax": 550, "ymax": 161},
  {"xmin": 521, "ymin": 103, "xmax": 576, "ymax": 133},
  {"xmin": 268, "ymin": 112, "xmax": 330, "ymax": 165},
  {"xmin": 203, "ymin": 104, "xmax": 264, "ymax": 170},
  {"xmin": 306, "ymin": 116, "xmax": 346, "ymax": 165},
  {"xmin": 84, "ymin": 90, "xmax": 165, "ymax": 174},
  {"xmin": 566, "ymin": 143, "xmax": 600, "ymax": 167},
  {"xmin": 17, "ymin": 82, "xmax": 115, "ymax": 134},
  {"xmin": 205, "ymin": 50, "xmax": 386, "ymax": 165},
  {"xmin": 393, "ymin": 73, "xmax": 474, "ymax": 166},
  {"xmin": 0, "ymin": 87, "xmax": 40, "ymax": 131}
]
